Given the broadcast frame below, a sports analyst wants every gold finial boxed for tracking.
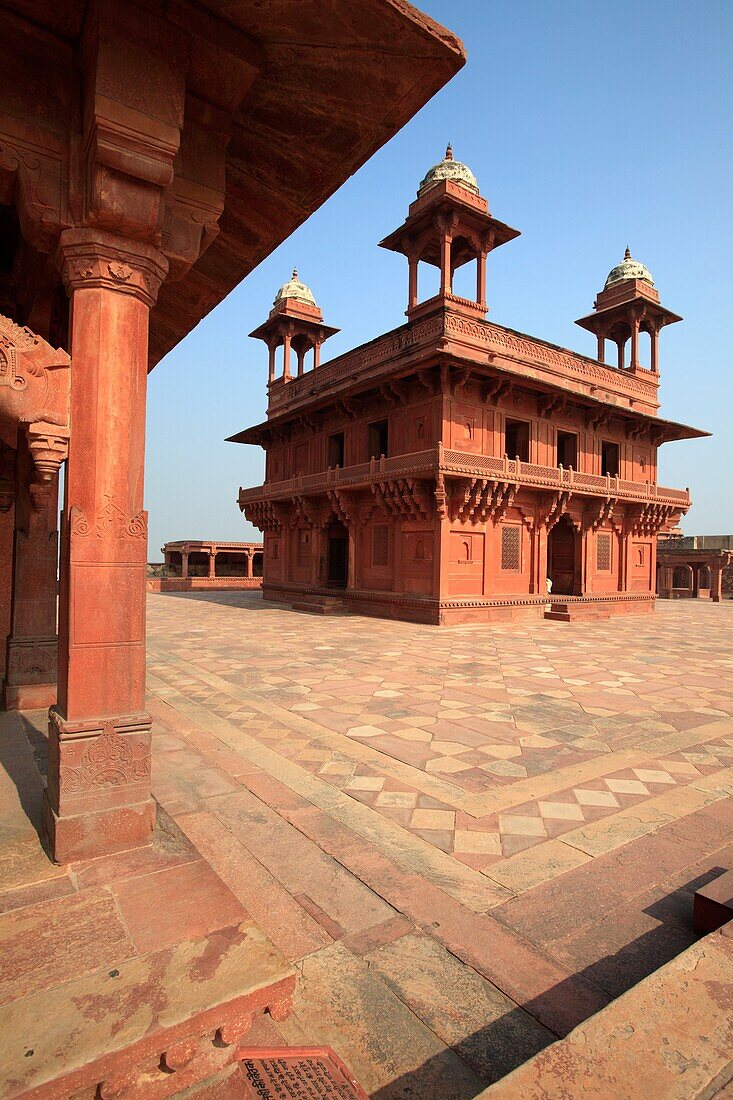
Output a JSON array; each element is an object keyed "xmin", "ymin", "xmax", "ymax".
[
  {"xmin": 624, "ymin": 246, "xmax": 631, "ymax": 260},
  {"xmin": 445, "ymin": 143, "xmax": 453, "ymax": 161}
]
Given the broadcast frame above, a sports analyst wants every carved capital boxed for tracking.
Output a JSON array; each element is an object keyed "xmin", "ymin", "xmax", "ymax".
[
  {"xmin": 56, "ymin": 229, "xmax": 168, "ymax": 308},
  {"xmin": 27, "ymin": 421, "xmax": 69, "ymax": 482}
]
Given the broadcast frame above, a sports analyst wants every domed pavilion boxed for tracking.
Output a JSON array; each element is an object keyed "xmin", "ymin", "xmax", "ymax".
[{"xmin": 231, "ymin": 149, "xmax": 706, "ymax": 624}]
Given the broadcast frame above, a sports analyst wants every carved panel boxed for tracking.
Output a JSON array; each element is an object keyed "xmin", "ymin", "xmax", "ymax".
[
  {"xmin": 59, "ymin": 722, "xmax": 150, "ymax": 795},
  {"xmin": 69, "ymin": 503, "xmax": 147, "ymax": 563}
]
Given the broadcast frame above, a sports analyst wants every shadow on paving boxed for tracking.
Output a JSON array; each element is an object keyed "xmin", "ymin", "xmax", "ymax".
[
  {"xmin": 152, "ymin": 590, "xmax": 289, "ymax": 611},
  {"xmin": 0, "ymin": 713, "xmax": 49, "ymax": 842},
  {"xmin": 372, "ymin": 872, "xmax": 720, "ymax": 1099}
]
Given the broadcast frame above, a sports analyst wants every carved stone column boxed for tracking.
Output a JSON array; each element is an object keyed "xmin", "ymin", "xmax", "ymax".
[
  {"xmin": 46, "ymin": 228, "xmax": 167, "ymax": 863},
  {"xmin": 3, "ymin": 427, "xmax": 66, "ymax": 710}
]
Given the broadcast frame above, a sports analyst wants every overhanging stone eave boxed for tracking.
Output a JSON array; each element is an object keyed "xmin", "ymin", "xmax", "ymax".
[{"xmin": 148, "ymin": 0, "xmax": 466, "ymax": 367}]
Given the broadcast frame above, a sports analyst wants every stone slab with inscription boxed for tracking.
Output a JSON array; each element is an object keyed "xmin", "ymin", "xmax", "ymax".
[{"xmin": 238, "ymin": 1047, "xmax": 369, "ymax": 1100}]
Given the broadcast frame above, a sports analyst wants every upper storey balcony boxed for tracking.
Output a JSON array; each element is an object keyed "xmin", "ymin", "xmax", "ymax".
[{"xmin": 238, "ymin": 442, "xmax": 690, "ymax": 511}]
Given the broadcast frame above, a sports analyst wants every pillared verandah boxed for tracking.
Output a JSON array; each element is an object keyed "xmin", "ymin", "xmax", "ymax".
[
  {"xmin": 232, "ymin": 147, "xmax": 708, "ymax": 625},
  {"xmin": 0, "ymin": 0, "xmax": 465, "ymax": 869}
]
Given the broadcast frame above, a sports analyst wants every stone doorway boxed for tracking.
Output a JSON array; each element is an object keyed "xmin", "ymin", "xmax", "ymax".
[
  {"xmin": 327, "ymin": 521, "xmax": 349, "ymax": 588},
  {"xmin": 548, "ymin": 516, "xmax": 579, "ymax": 596}
]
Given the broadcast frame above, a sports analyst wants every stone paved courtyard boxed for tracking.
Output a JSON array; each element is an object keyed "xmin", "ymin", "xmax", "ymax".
[
  {"xmin": 144, "ymin": 593, "xmax": 732, "ymax": 1096},
  {"xmin": 1, "ymin": 596, "xmax": 731, "ymax": 1098}
]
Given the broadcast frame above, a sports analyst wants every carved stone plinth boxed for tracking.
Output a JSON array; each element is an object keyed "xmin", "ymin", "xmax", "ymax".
[
  {"xmin": 3, "ymin": 637, "xmax": 58, "ymax": 710},
  {"xmin": 44, "ymin": 709, "xmax": 154, "ymax": 862}
]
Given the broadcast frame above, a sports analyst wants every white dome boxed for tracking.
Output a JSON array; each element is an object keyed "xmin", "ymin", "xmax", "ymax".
[
  {"xmin": 273, "ymin": 268, "xmax": 317, "ymax": 307},
  {"xmin": 605, "ymin": 248, "xmax": 654, "ymax": 289},
  {"xmin": 418, "ymin": 144, "xmax": 479, "ymax": 197}
]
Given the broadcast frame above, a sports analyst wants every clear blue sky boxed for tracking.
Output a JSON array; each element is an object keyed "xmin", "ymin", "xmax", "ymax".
[{"xmin": 145, "ymin": 0, "xmax": 732, "ymax": 557}]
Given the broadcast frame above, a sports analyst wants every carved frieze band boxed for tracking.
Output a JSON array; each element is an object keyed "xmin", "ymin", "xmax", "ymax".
[
  {"xmin": 444, "ymin": 313, "xmax": 658, "ymax": 400},
  {"xmin": 70, "ymin": 502, "xmax": 147, "ymax": 542},
  {"xmin": 57, "ymin": 229, "xmax": 169, "ymax": 308}
]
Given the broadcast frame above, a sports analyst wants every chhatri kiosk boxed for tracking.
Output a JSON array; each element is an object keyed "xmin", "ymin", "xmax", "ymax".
[{"xmin": 232, "ymin": 148, "xmax": 707, "ymax": 624}]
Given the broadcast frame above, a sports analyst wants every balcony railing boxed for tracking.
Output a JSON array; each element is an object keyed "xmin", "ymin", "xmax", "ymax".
[{"xmin": 238, "ymin": 444, "xmax": 690, "ymax": 508}]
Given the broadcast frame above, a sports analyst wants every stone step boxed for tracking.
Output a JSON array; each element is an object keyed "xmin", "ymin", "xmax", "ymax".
[
  {"xmin": 694, "ymin": 869, "xmax": 733, "ymax": 932},
  {"xmin": 1, "ymin": 919, "xmax": 296, "ymax": 1099},
  {"xmin": 478, "ymin": 928, "xmax": 733, "ymax": 1098},
  {"xmin": 545, "ymin": 602, "xmax": 613, "ymax": 622},
  {"xmin": 290, "ymin": 597, "xmax": 351, "ymax": 615}
]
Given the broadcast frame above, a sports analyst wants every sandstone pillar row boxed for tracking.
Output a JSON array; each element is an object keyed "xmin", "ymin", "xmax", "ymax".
[{"xmin": 45, "ymin": 228, "xmax": 168, "ymax": 863}]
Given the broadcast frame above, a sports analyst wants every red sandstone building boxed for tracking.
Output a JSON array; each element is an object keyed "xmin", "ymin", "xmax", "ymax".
[{"xmin": 233, "ymin": 149, "xmax": 708, "ymax": 624}]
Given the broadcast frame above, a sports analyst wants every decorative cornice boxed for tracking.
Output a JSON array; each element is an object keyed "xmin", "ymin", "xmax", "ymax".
[{"xmin": 56, "ymin": 229, "xmax": 168, "ymax": 308}]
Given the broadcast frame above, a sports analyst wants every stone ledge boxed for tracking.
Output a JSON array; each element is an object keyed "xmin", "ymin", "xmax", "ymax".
[
  {"xmin": 1, "ymin": 919, "xmax": 295, "ymax": 1099},
  {"xmin": 477, "ymin": 926, "xmax": 733, "ymax": 1099}
]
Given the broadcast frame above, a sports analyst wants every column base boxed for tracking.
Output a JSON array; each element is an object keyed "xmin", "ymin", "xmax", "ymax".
[
  {"xmin": 3, "ymin": 681, "xmax": 57, "ymax": 711},
  {"xmin": 43, "ymin": 790, "xmax": 156, "ymax": 863}
]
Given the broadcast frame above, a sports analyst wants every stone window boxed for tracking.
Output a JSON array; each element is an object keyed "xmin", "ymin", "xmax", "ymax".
[
  {"xmin": 596, "ymin": 533, "xmax": 612, "ymax": 572},
  {"xmin": 557, "ymin": 430, "xmax": 578, "ymax": 469},
  {"xmin": 293, "ymin": 442, "xmax": 309, "ymax": 475},
  {"xmin": 505, "ymin": 418, "xmax": 530, "ymax": 462},
  {"xmin": 368, "ymin": 419, "xmax": 389, "ymax": 460},
  {"xmin": 601, "ymin": 440, "xmax": 620, "ymax": 477},
  {"xmin": 372, "ymin": 524, "xmax": 389, "ymax": 567},
  {"xmin": 327, "ymin": 432, "xmax": 345, "ymax": 468},
  {"xmin": 501, "ymin": 525, "xmax": 521, "ymax": 571}
]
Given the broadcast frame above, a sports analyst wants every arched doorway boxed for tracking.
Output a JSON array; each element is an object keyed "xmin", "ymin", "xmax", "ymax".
[
  {"xmin": 548, "ymin": 516, "xmax": 579, "ymax": 596},
  {"xmin": 326, "ymin": 520, "xmax": 349, "ymax": 588}
]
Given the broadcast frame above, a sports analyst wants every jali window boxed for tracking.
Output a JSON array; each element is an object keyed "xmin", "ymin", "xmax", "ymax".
[
  {"xmin": 596, "ymin": 533, "xmax": 612, "ymax": 572},
  {"xmin": 501, "ymin": 525, "xmax": 521, "ymax": 571}
]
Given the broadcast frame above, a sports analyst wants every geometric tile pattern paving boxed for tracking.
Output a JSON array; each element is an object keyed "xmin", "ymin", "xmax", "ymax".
[{"xmin": 142, "ymin": 593, "xmax": 733, "ymax": 1096}]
